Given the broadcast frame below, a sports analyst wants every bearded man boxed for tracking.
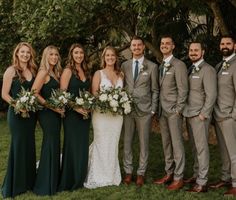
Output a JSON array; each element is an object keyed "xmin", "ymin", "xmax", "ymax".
[{"xmin": 210, "ymin": 35, "xmax": 236, "ymax": 196}]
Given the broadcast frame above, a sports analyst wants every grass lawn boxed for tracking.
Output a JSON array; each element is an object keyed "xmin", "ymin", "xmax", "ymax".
[{"xmin": 0, "ymin": 116, "xmax": 234, "ymax": 200}]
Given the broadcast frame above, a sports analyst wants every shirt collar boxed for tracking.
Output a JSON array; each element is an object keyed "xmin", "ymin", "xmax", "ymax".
[
  {"xmin": 193, "ymin": 59, "xmax": 204, "ymax": 67},
  {"xmin": 163, "ymin": 54, "xmax": 173, "ymax": 63},
  {"xmin": 133, "ymin": 56, "xmax": 144, "ymax": 65},
  {"xmin": 224, "ymin": 53, "xmax": 236, "ymax": 62}
]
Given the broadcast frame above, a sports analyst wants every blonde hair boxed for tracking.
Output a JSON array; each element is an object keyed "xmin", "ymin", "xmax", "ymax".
[
  {"xmin": 100, "ymin": 46, "xmax": 121, "ymax": 75},
  {"xmin": 12, "ymin": 42, "xmax": 37, "ymax": 82},
  {"xmin": 65, "ymin": 43, "xmax": 90, "ymax": 79},
  {"xmin": 39, "ymin": 45, "xmax": 62, "ymax": 78}
]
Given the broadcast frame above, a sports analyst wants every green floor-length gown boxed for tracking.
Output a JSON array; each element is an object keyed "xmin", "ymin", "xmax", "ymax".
[
  {"xmin": 1, "ymin": 77, "xmax": 37, "ymax": 198},
  {"xmin": 58, "ymin": 74, "xmax": 90, "ymax": 191},
  {"xmin": 33, "ymin": 77, "xmax": 61, "ymax": 196}
]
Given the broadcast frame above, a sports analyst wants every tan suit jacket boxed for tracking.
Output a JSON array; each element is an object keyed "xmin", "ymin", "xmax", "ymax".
[
  {"xmin": 183, "ymin": 61, "xmax": 217, "ymax": 118},
  {"xmin": 214, "ymin": 55, "xmax": 236, "ymax": 121},
  {"xmin": 121, "ymin": 58, "xmax": 159, "ymax": 116},
  {"xmin": 159, "ymin": 56, "xmax": 188, "ymax": 116}
]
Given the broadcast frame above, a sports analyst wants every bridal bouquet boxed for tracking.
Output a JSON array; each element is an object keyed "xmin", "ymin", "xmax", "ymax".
[
  {"xmin": 95, "ymin": 86, "xmax": 133, "ymax": 115},
  {"xmin": 47, "ymin": 89, "xmax": 73, "ymax": 111},
  {"xmin": 11, "ymin": 87, "xmax": 42, "ymax": 118},
  {"xmin": 69, "ymin": 90, "xmax": 95, "ymax": 119}
]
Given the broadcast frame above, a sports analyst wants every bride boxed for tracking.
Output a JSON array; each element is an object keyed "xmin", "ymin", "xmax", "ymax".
[{"xmin": 84, "ymin": 46, "xmax": 123, "ymax": 188}]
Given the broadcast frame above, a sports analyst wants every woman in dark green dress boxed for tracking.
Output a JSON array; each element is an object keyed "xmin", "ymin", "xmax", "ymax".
[
  {"xmin": 1, "ymin": 42, "xmax": 37, "ymax": 198},
  {"xmin": 32, "ymin": 45, "xmax": 63, "ymax": 196},
  {"xmin": 58, "ymin": 43, "xmax": 91, "ymax": 191}
]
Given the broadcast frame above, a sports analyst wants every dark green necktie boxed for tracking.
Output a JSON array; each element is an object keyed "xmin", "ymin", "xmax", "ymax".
[
  {"xmin": 134, "ymin": 60, "xmax": 139, "ymax": 81},
  {"xmin": 160, "ymin": 61, "xmax": 165, "ymax": 78},
  {"xmin": 188, "ymin": 64, "xmax": 195, "ymax": 76}
]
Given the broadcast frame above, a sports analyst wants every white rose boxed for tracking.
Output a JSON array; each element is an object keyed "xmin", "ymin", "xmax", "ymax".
[
  {"xmin": 99, "ymin": 94, "xmax": 108, "ymax": 102},
  {"xmin": 20, "ymin": 96, "xmax": 29, "ymax": 103},
  {"xmin": 76, "ymin": 97, "xmax": 84, "ymax": 105},
  {"xmin": 123, "ymin": 102, "xmax": 131, "ymax": 114},
  {"xmin": 108, "ymin": 94, "xmax": 113, "ymax": 101},
  {"xmin": 113, "ymin": 94, "xmax": 119, "ymax": 100},
  {"xmin": 109, "ymin": 99, "xmax": 118, "ymax": 108},
  {"xmin": 30, "ymin": 96, "xmax": 35, "ymax": 105}
]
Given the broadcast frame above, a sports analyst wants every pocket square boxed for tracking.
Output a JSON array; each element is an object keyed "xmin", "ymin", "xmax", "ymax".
[
  {"xmin": 222, "ymin": 72, "xmax": 229, "ymax": 75},
  {"xmin": 166, "ymin": 72, "xmax": 172, "ymax": 75},
  {"xmin": 192, "ymin": 75, "xmax": 200, "ymax": 79},
  {"xmin": 142, "ymin": 72, "xmax": 148, "ymax": 75}
]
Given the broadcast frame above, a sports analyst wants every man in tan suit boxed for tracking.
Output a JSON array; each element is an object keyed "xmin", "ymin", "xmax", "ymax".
[
  {"xmin": 153, "ymin": 35, "xmax": 188, "ymax": 190},
  {"xmin": 210, "ymin": 35, "xmax": 236, "ymax": 196},
  {"xmin": 183, "ymin": 42, "xmax": 217, "ymax": 192},
  {"xmin": 122, "ymin": 35, "xmax": 159, "ymax": 186}
]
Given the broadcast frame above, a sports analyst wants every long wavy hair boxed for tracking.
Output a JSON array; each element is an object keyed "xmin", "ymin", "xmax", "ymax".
[
  {"xmin": 12, "ymin": 42, "xmax": 37, "ymax": 82},
  {"xmin": 100, "ymin": 46, "xmax": 122, "ymax": 76},
  {"xmin": 65, "ymin": 43, "xmax": 90, "ymax": 79},
  {"xmin": 39, "ymin": 45, "xmax": 62, "ymax": 79}
]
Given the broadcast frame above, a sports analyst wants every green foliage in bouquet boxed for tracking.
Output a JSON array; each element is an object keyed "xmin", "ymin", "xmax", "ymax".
[
  {"xmin": 47, "ymin": 89, "xmax": 73, "ymax": 109},
  {"xmin": 69, "ymin": 90, "xmax": 95, "ymax": 110},
  {"xmin": 11, "ymin": 87, "xmax": 43, "ymax": 118}
]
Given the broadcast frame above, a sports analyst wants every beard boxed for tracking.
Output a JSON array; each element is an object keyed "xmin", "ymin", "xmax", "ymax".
[{"xmin": 220, "ymin": 48, "xmax": 234, "ymax": 57}]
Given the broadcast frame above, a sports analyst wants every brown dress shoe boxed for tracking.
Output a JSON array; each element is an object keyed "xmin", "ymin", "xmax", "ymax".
[
  {"xmin": 123, "ymin": 174, "xmax": 132, "ymax": 185},
  {"xmin": 167, "ymin": 179, "xmax": 184, "ymax": 191},
  {"xmin": 187, "ymin": 184, "xmax": 208, "ymax": 193},
  {"xmin": 209, "ymin": 180, "xmax": 231, "ymax": 189},
  {"xmin": 183, "ymin": 177, "xmax": 196, "ymax": 184},
  {"xmin": 224, "ymin": 187, "xmax": 236, "ymax": 196},
  {"xmin": 136, "ymin": 175, "xmax": 144, "ymax": 187},
  {"xmin": 153, "ymin": 174, "xmax": 173, "ymax": 185}
]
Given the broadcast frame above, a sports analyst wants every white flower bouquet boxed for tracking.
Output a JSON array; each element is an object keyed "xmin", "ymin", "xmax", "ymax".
[
  {"xmin": 47, "ymin": 89, "xmax": 73, "ymax": 110},
  {"xmin": 69, "ymin": 90, "xmax": 95, "ymax": 119},
  {"xmin": 11, "ymin": 87, "xmax": 43, "ymax": 118},
  {"xmin": 95, "ymin": 86, "xmax": 133, "ymax": 115}
]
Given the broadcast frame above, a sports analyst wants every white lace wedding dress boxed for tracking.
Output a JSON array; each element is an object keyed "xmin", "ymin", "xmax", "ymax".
[{"xmin": 84, "ymin": 70, "xmax": 123, "ymax": 189}]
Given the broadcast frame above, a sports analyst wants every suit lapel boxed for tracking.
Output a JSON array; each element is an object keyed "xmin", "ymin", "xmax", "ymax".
[
  {"xmin": 160, "ymin": 56, "xmax": 174, "ymax": 86},
  {"xmin": 228, "ymin": 54, "xmax": 236, "ymax": 65},
  {"xmin": 125, "ymin": 59, "xmax": 134, "ymax": 84},
  {"xmin": 134, "ymin": 58, "xmax": 147, "ymax": 84}
]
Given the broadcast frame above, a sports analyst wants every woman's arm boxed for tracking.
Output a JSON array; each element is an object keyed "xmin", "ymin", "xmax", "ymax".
[
  {"xmin": 1, "ymin": 66, "xmax": 15, "ymax": 104},
  {"xmin": 91, "ymin": 70, "xmax": 101, "ymax": 95}
]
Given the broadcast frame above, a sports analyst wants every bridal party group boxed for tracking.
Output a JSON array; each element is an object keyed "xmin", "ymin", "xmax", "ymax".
[{"xmin": 1, "ymin": 34, "xmax": 236, "ymax": 198}]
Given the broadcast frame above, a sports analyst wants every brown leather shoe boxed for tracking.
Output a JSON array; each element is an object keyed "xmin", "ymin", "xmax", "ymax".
[
  {"xmin": 153, "ymin": 174, "xmax": 173, "ymax": 185},
  {"xmin": 167, "ymin": 179, "xmax": 184, "ymax": 191},
  {"xmin": 187, "ymin": 184, "xmax": 208, "ymax": 193},
  {"xmin": 123, "ymin": 174, "xmax": 132, "ymax": 185},
  {"xmin": 136, "ymin": 175, "xmax": 144, "ymax": 187},
  {"xmin": 183, "ymin": 177, "xmax": 196, "ymax": 184},
  {"xmin": 209, "ymin": 180, "xmax": 231, "ymax": 189},
  {"xmin": 224, "ymin": 187, "xmax": 236, "ymax": 196}
]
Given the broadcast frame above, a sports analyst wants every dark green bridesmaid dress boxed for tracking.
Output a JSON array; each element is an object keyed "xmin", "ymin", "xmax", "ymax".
[
  {"xmin": 33, "ymin": 77, "xmax": 61, "ymax": 196},
  {"xmin": 58, "ymin": 73, "xmax": 90, "ymax": 191},
  {"xmin": 1, "ymin": 77, "xmax": 37, "ymax": 198}
]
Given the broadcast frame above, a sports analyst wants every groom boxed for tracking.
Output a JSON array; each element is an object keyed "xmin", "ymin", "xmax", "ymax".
[{"xmin": 121, "ymin": 35, "xmax": 159, "ymax": 186}]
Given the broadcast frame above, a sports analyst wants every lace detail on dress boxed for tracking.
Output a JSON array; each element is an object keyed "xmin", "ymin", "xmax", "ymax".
[
  {"xmin": 99, "ymin": 70, "xmax": 123, "ymax": 90},
  {"xmin": 84, "ymin": 70, "xmax": 123, "ymax": 189}
]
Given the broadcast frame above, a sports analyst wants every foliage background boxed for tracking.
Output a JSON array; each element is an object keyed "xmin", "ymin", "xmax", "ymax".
[{"xmin": 1, "ymin": 0, "xmax": 236, "ymax": 75}]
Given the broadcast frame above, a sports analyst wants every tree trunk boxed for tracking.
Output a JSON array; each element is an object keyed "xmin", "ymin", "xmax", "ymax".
[
  {"xmin": 228, "ymin": 0, "xmax": 236, "ymax": 8},
  {"xmin": 206, "ymin": 0, "xmax": 229, "ymax": 35},
  {"xmin": 144, "ymin": 41, "xmax": 162, "ymax": 63}
]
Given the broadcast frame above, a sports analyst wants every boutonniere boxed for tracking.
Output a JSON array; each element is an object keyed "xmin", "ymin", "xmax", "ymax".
[
  {"xmin": 222, "ymin": 61, "xmax": 230, "ymax": 70},
  {"xmin": 140, "ymin": 64, "xmax": 147, "ymax": 72},
  {"xmin": 164, "ymin": 63, "xmax": 171, "ymax": 72},
  {"xmin": 192, "ymin": 66, "xmax": 200, "ymax": 74}
]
